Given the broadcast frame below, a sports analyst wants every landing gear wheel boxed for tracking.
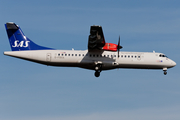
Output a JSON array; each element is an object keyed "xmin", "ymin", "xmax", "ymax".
[
  {"xmin": 164, "ymin": 71, "xmax": 167, "ymax": 75},
  {"xmin": 95, "ymin": 71, "xmax": 100, "ymax": 77},
  {"xmin": 94, "ymin": 64, "xmax": 102, "ymax": 77}
]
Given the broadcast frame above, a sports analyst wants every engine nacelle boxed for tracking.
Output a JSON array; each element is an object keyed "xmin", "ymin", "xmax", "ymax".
[{"xmin": 102, "ymin": 43, "xmax": 118, "ymax": 51}]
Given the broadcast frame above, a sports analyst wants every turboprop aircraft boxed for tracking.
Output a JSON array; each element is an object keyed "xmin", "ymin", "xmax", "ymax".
[{"xmin": 4, "ymin": 22, "xmax": 176, "ymax": 77}]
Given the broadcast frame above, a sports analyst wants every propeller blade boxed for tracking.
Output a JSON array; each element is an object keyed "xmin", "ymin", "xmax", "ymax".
[
  {"xmin": 118, "ymin": 36, "xmax": 120, "ymax": 47},
  {"xmin": 117, "ymin": 35, "xmax": 123, "ymax": 58},
  {"xmin": 118, "ymin": 36, "xmax": 120, "ymax": 57}
]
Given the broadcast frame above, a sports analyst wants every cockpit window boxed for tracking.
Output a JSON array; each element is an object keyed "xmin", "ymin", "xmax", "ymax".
[{"xmin": 159, "ymin": 54, "xmax": 168, "ymax": 58}]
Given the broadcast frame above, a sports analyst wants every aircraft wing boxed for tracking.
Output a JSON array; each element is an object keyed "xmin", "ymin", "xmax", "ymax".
[{"xmin": 88, "ymin": 26, "xmax": 106, "ymax": 51}]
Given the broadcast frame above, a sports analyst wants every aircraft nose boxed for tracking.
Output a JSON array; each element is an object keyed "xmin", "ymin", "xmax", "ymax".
[{"xmin": 171, "ymin": 60, "xmax": 176, "ymax": 67}]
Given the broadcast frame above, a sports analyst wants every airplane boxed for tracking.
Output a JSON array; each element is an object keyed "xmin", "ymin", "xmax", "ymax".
[{"xmin": 4, "ymin": 22, "xmax": 176, "ymax": 77}]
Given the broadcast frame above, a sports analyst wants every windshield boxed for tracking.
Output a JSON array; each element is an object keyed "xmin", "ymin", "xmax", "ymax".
[{"xmin": 159, "ymin": 54, "xmax": 168, "ymax": 58}]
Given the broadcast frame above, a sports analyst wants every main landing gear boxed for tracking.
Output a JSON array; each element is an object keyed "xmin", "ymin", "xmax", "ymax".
[
  {"xmin": 94, "ymin": 64, "xmax": 102, "ymax": 77},
  {"xmin": 163, "ymin": 68, "xmax": 167, "ymax": 75},
  {"xmin": 95, "ymin": 71, "xmax": 100, "ymax": 77}
]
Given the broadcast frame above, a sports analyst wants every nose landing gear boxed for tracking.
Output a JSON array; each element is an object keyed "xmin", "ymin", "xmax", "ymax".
[
  {"xmin": 163, "ymin": 68, "xmax": 167, "ymax": 75},
  {"xmin": 164, "ymin": 71, "xmax": 167, "ymax": 75}
]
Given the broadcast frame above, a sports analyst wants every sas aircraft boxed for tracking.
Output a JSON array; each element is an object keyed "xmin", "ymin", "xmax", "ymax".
[{"xmin": 4, "ymin": 22, "xmax": 176, "ymax": 77}]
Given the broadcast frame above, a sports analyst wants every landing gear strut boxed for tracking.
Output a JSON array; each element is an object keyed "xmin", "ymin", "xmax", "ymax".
[{"xmin": 94, "ymin": 64, "xmax": 102, "ymax": 77}]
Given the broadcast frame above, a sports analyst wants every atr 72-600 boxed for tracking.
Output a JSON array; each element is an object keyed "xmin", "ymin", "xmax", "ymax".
[{"xmin": 4, "ymin": 22, "xmax": 176, "ymax": 77}]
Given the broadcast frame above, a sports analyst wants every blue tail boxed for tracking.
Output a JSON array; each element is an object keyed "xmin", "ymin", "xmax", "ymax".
[{"xmin": 5, "ymin": 22, "xmax": 54, "ymax": 51}]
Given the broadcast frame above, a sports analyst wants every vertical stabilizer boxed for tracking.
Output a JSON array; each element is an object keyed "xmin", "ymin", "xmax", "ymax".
[{"xmin": 5, "ymin": 22, "xmax": 54, "ymax": 51}]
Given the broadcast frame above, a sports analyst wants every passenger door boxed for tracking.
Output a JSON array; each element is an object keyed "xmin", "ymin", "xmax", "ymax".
[{"xmin": 46, "ymin": 53, "xmax": 51, "ymax": 61}]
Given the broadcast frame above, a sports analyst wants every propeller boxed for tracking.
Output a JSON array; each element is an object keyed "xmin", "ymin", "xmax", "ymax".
[{"xmin": 117, "ymin": 35, "xmax": 123, "ymax": 58}]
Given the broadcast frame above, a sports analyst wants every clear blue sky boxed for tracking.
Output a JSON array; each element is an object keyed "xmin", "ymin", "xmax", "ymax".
[{"xmin": 0, "ymin": 0, "xmax": 180, "ymax": 120}]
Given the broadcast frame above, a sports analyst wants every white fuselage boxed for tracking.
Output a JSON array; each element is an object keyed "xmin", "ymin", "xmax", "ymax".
[{"xmin": 4, "ymin": 50, "xmax": 176, "ymax": 71}]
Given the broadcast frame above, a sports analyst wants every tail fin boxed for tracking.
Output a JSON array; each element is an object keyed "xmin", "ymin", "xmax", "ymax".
[{"xmin": 5, "ymin": 22, "xmax": 54, "ymax": 51}]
